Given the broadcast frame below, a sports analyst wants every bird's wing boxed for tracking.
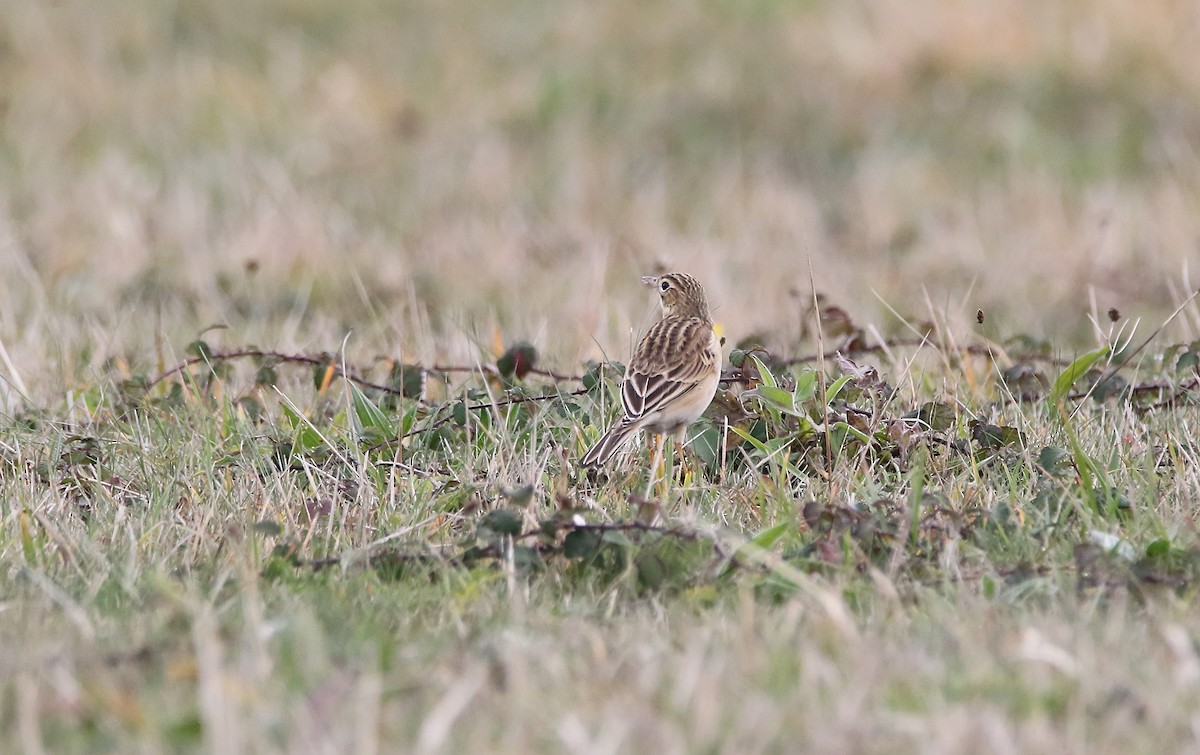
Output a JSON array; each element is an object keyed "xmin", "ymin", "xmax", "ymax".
[{"xmin": 621, "ymin": 317, "xmax": 717, "ymax": 420}]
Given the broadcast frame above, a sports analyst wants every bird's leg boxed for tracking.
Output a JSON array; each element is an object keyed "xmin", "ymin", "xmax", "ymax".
[
  {"xmin": 644, "ymin": 432, "xmax": 666, "ymax": 501},
  {"xmin": 673, "ymin": 427, "xmax": 693, "ymax": 488},
  {"xmin": 661, "ymin": 432, "xmax": 678, "ymax": 500}
]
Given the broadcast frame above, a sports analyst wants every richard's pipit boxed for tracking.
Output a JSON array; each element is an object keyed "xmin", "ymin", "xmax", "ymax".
[{"xmin": 582, "ymin": 272, "xmax": 721, "ymax": 471}]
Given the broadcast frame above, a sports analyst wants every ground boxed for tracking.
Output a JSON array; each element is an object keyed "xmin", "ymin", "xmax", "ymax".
[{"xmin": 2, "ymin": 0, "xmax": 1200, "ymax": 752}]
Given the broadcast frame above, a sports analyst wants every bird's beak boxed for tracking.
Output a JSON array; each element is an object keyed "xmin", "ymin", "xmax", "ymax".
[{"xmin": 641, "ymin": 276, "xmax": 658, "ymax": 287}]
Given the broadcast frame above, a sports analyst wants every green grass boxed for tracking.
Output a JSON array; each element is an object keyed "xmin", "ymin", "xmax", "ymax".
[{"xmin": 3, "ymin": 0, "xmax": 1200, "ymax": 752}]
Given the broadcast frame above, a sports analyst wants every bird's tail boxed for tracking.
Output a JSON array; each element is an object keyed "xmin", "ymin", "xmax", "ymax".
[{"xmin": 580, "ymin": 420, "xmax": 641, "ymax": 467}]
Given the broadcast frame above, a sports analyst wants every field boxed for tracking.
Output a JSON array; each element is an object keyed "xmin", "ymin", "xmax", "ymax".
[{"xmin": 3, "ymin": 0, "xmax": 1200, "ymax": 752}]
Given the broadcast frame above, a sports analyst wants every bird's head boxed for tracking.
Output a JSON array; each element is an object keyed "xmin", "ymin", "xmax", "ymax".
[{"xmin": 642, "ymin": 272, "xmax": 710, "ymax": 320}]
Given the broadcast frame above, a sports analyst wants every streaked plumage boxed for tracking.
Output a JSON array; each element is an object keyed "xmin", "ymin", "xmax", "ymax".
[{"xmin": 581, "ymin": 272, "xmax": 721, "ymax": 467}]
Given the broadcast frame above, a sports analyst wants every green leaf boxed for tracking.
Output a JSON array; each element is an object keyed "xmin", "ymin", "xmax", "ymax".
[
  {"xmin": 728, "ymin": 426, "xmax": 803, "ymax": 477},
  {"xmin": 730, "ymin": 424, "xmax": 771, "ymax": 454},
  {"xmin": 970, "ymin": 421, "xmax": 1023, "ymax": 450},
  {"xmin": 1088, "ymin": 370, "xmax": 1128, "ymax": 403},
  {"xmin": 582, "ymin": 362, "xmax": 603, "ymax": 391},
  {"xmin": 479, "ymin": 508, "xmax": 522, "ymax": 537},
  {"xmin": 253, "ymin": 520, "xmax": 283, "ymax": 537},
  {"xmin": 906, "ymin": 401, "xmax": 955, "ymax": 432},
  {"xmin": 503, "ymin": 484, "xmax": 535, "ymax": 507},
  {"xmin": 689, "ymin": 422, "xmax": 721, "ymax": 466},
  {"xmin": 166, "ymin": 714, "xmax": 205, "ymax": 745},
  {"xmin": 1000, "ymin": 363, "xmax": 1049, "ymax": 400},
  {"xmin": 351, "ymin": 383, "xmax": 393, "ymax": 439},
  {"xmin": 981, "ymin": 574, "xmax": 997, "ymax": 600},
  {"xmin": 1146, "ymin": 538, "xmax": 1170, "ymax": 558},
  {"xmin": 831, "ymin": 421, "xmax": 872, "ymax": 445},
  {"xmin": 1177, "ymin": 349, "xmax": 1199, "ymax": 372},
  {"xmin": 824, "ymin": 375, "xmax": 854, "ymax": 403},
  {"xmin": 1036, "ymin": 446, "xmax": 1073, "ymax": 476},
  {"xmin": 389, "ymin": 363, "xmax": 425, "ymax": 399},
  {"xmin": 1057, "ymin": 404, "xmax": 1100, "ymax": 511},
  {"xmin": 723, "ymin": 522, "xmax": 793, "ymax": 578},
  {"xmin": 792, "ymin": 369, "xmax": 819, "ymax": 402},
  {"xmin": 600, "ymin": 530, "xmax": 635, "ymax": 547},
  {"xmin": 1049, "ymin": 346, "xmax": 1110, "ymax": 404},
  {"xmin": 312, "ymin": 360, "xmax": 337, "ymax": 390},
  {"xmin": 19, "ymin": 510, "xmax": 38, "ymax": 564},
  {"xmin": 754, "ymin": 385, "xmax": 797, "ymax": 415},
  {"xmin": 254, "ymin": 365, "xmax": 279, "ymax": 387},
  {"xmin": 748, "ymin": 354, "xmax": 777, "ymax": 388},
  {"xmin": 400, "ymin": 404, "xmax": 419, "ymax": 435},
  {"xmin": 511, "ymin": 545, "xmax": 540, "ymax": 569},
  {"xmin": 635, "ymin": 550, "xmax": 669, "ymax": 589},
  {"xmin": 1093, "ymin": 487, "xmax": 1132, "ymax": 518},
  {"xmin": 186, "ymin": 340, "xmax": 213, "ymax": 360},
  {"xmin": 497, "ymin": 342, "xmax": 538, "ymax": 379},
  {"xmin": 635, "ymin": 537, "xmax": 711, "ymax": 590},
  {"xmin": 280, "ymin": 401, "xmax": 323, "ymax": 453},
  {"xmin": 235, "ymin": 395, "xmax": 263, "ymax": 420},
  {"xmin": 262, "ymin": 556, "xmax": 295, "ymax": 580},
  {"xmin": 750, "ymin": 522, "xmax": 790, "ymax": 549},
  {"xmin": 563, "ymin": 529, "xmax": 601, "ymax": 559}
]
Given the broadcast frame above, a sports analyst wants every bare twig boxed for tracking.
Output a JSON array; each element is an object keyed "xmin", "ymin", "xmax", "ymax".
[
  {"xmin": 290, "ymin": 519, "xmax": 708, "ymax": 573},
  {"xmin": 779, "ymin": 338, "xmax": 1074, "ymax": 368},
  {"xmin": 146, "ymin": 337, "xmax": 1200, "ymax": 431},
  {"xmin": 1070, "ymin": 288, "xmax": 1200, "ymax": 418},
  {"xmin": 404, "ymin": 387, "xmax": 590, "ymax": 440},
  {"xmin": 429, "ymin": 364, "xmax": 583, "ymax": 382},
  {"xmin": 148, "ymin": 348, "xmax": 584, "ymax": 395}
]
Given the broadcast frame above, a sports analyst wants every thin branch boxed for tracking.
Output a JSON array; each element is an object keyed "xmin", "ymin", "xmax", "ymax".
[
  {"xmin": 779, "ymin": 338, "xmax": 1074, "ymax": 367},
  {"xmin": 1070, "ymin": 288, "xmax": 1200, "ymax": 418},
  {"xmin": 150, "ymin": 348, "xmax": 322, "ymax": 387},
  {"xmin": 1141, "ymin": 376, "xmax": 1200, "ymax": 411},
  {"xmin": 403, "ymin": 387, "xmax": 591, "ymax": 439},
  {"xmin": 148, "ymin": 348, "xmax": 584, "ymax": 395},
  {"xmin": 145, "ymin": 339, "xmax": 1199, "ymax": 425},
  {"xmin": 289, "ymin": 519, "xmax": 709, "ymax": 573},
  {"xmin": 428, "ymin": 363, "xmax": 583, "ymax": 382}
]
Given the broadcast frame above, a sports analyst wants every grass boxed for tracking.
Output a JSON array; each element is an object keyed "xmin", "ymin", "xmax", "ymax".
[{"xmin": 3, "ymin": 0, "xmax": 1200, "ymax": 752}]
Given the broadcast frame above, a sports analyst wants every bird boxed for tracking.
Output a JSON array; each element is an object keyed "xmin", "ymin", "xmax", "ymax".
[{"xmin": 581, "ymin": 272, "xmax": 722, "ymax": 472}]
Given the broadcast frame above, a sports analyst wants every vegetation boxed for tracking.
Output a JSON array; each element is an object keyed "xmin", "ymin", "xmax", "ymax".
[{"xmin": 2, "ymin": 0, "xmax": 1200, "ymax": 751}]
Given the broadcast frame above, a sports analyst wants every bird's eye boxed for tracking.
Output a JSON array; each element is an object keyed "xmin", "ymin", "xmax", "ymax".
[{"xmin": 660, "ymin": 280, "xmax": 671, "ymax": 292}]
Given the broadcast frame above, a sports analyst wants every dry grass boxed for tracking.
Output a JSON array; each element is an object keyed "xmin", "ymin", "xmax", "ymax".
[{"xmin": 3, "ymin": 0, "xmax": 1200, "ymax": 752}]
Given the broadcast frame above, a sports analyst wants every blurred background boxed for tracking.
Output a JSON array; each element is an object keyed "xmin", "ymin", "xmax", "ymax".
[{"xmin": 1, "ymin": 0, "xmax": 1198, "ymax": 381}]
